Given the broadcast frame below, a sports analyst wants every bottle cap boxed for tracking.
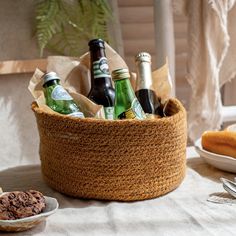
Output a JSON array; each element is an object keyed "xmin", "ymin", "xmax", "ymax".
[
  {"xmin": 135, "ymin": 52, "xmax": 151, "ymax": 63},
  {"xmin": 112, "ymin": 68, "xmax": 130, "ymax": 81},
  {"xmin": 43, "ymin": 72, "xmax": 60, "ymax": 85},
  {"xmin": 88, "ymin": 39, "xmax": 105, "ymax": 49}
]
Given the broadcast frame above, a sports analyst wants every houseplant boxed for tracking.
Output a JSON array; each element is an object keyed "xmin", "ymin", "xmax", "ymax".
[{"xmin": 35, "ymin": 0, "xmax": 112, "ymax": 57}]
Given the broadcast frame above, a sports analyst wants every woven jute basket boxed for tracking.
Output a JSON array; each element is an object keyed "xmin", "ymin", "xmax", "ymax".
[{"xmin": 32, "ymin": 98, "xmax": 187, "ymax": 201}]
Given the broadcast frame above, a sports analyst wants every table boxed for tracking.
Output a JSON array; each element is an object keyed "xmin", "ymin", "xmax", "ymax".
[{"xmin": 0, "ymin": 147, "xmax": 236, "ymax": 236}]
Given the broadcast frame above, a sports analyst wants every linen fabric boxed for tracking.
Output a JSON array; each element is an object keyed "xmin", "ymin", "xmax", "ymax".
[
  {"xmin": 0, "ymin": 148, "xmax": 236, "ymax": 235},
  {"xmin": 174, "ymin": 0, "xmax": 236, "ymax": 141}
]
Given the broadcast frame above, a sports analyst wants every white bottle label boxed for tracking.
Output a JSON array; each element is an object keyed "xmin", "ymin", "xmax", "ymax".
[
  {"xmin": 104, "ymin": 107, "xmax": 114, "ymax": 120},
  {"xmin": 68, "ymin": 112, "xmax": 85, "ymax": 118},
  {"xmin": 93, "ymin": 57, "xmax": 111, "ymax": 79},
  {"xmin": 51, "ymin": 85, "xmax": 73, "ymax": 101}
]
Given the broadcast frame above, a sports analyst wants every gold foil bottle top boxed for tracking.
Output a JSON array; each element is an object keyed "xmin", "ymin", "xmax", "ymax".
[
  {"xmin": 135, "ymin": 52, "xmax": 151, "ymax": 63},
  {"xmin": 112, "ymin": 68, "xmax": 130, "ymax": 81}
]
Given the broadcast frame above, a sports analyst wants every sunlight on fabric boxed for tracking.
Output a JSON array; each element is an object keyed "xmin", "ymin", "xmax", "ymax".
[{"xmin": 0, "ymin": 96, "xmax": 21, "ymax": 169}]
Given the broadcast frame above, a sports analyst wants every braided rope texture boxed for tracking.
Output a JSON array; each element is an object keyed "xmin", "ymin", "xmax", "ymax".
[{"xmin": 32, "ymin": 98, "xmax": 187, "ymax": 201}]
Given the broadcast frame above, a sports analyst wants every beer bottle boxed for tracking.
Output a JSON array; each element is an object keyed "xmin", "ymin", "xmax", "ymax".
[
  {"xmin": 135, "ymin": 52, "xmax": 160, "ymax": 114},
  {"xmin": 43, "ymin": 72, "xmax": 84, "ymax": 118},
  {"xmin": 112, "ymin": 68, "xmax": 146, "ymax": 120},
  {"xmin": 88, "ymin": 39, "xmax": 115, "ymax": 120}
]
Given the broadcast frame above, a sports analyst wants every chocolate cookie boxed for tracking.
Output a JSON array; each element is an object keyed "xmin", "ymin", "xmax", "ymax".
[{"xmin": 0, "ymin": 190, "xmax": 46, "ymax": 220}]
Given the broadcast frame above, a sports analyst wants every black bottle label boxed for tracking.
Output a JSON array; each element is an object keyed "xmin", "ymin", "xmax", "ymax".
[{"xmin": 93, "ymin": 57, "xmax": 111, "ymax": 79}]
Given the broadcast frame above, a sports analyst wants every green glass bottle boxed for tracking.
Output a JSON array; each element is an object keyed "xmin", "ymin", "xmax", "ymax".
[
  {"xmin": 112, "ymin": 68, "xmax": 146, "ymax": 120},
  {"xmin": 43, "ymin": 72, "xmax": 84, "ymax": 118}
]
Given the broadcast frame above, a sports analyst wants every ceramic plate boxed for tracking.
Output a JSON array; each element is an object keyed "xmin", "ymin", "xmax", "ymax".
[
  {"xmin": 0, "ymin": 195, "xmax": 58, "ymax": 232},
  {"xmin": 194, "ymin": 138, "xmax": 236, "ymax": 173}
]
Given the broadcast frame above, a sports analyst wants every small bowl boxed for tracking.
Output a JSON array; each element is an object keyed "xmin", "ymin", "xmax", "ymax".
[{"xmin": 0, "ymin": 195, "xmax": 58, "ymax": 232}]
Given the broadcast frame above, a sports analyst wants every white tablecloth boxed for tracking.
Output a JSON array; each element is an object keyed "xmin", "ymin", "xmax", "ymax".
[{"xmin": 0, "ymin": 147, "xmax": 236, "ymax": 236}]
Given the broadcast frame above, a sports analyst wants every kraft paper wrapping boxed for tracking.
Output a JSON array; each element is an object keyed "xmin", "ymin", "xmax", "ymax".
[{"xmin": 28, "ymin": 43, "xmax": 172, "ymax": 118}]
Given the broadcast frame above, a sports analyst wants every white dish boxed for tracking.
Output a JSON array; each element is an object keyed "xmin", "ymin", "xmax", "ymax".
[
  {"xmin": 0, "ymin": 195, "xmax": 58, "ymax": 232},
  {"xmin": 194, "ymin": 138, "xmax": 236, "ymax": 173},
  {"xmin": 226, "ymin": 123, "xmax": 236, "ymax": 131}
]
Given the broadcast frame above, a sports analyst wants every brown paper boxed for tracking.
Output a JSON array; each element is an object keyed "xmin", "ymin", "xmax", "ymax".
[
  {"xmin": 152, "ymin": 59, "xmax": 172, "ymax": 102},
  {"xmin": 28, "ymin": 68, "xmax": 54, "ymax": 114}
]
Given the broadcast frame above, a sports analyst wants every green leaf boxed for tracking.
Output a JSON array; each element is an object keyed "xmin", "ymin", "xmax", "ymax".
[{"xmin": 34, "ymin": 0, "xmax": 113, "ymax": 57}]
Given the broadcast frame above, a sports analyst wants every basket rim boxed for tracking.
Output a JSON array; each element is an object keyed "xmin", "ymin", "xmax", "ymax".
[{"xmin": 31, "ymin": 98, "xmax": 185, "ymax": 124}]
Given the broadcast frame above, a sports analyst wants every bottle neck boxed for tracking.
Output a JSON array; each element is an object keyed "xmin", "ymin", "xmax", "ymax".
[
  {"xmin": 135, "ymin": 61, "xmax": 153, "ymax": 91},
  {"xmin": 43, "ymin": 79, "xmax": 60, "ymax": 88},
  {"xmin": 90, "ymin": 46, "xmax": 106, "ymax": 61},
  {"xmin": 115, "ymin": 78, "xmax": 135, "ymax": 98}
]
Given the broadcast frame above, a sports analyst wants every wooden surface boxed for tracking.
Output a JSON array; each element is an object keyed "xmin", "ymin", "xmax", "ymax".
[{"xmin": 0, "ymin": 59, "xmax": 47, "ymax": 75}]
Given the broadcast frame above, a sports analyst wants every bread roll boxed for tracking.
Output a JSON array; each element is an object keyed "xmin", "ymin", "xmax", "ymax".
[{"xmin": 201, "ymin": 130, "xmax": 236, "ymax": 158}]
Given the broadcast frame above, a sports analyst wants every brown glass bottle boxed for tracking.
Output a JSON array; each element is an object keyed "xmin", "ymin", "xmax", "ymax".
[{"xmin": 88, "ymin": 39, "xmax": 115, "ymax": 120}]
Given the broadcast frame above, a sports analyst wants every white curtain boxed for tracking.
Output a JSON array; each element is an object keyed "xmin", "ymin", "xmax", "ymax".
[{"xmin": 174, "ymin": 0, "xmax": 236, "ymax": 141}]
